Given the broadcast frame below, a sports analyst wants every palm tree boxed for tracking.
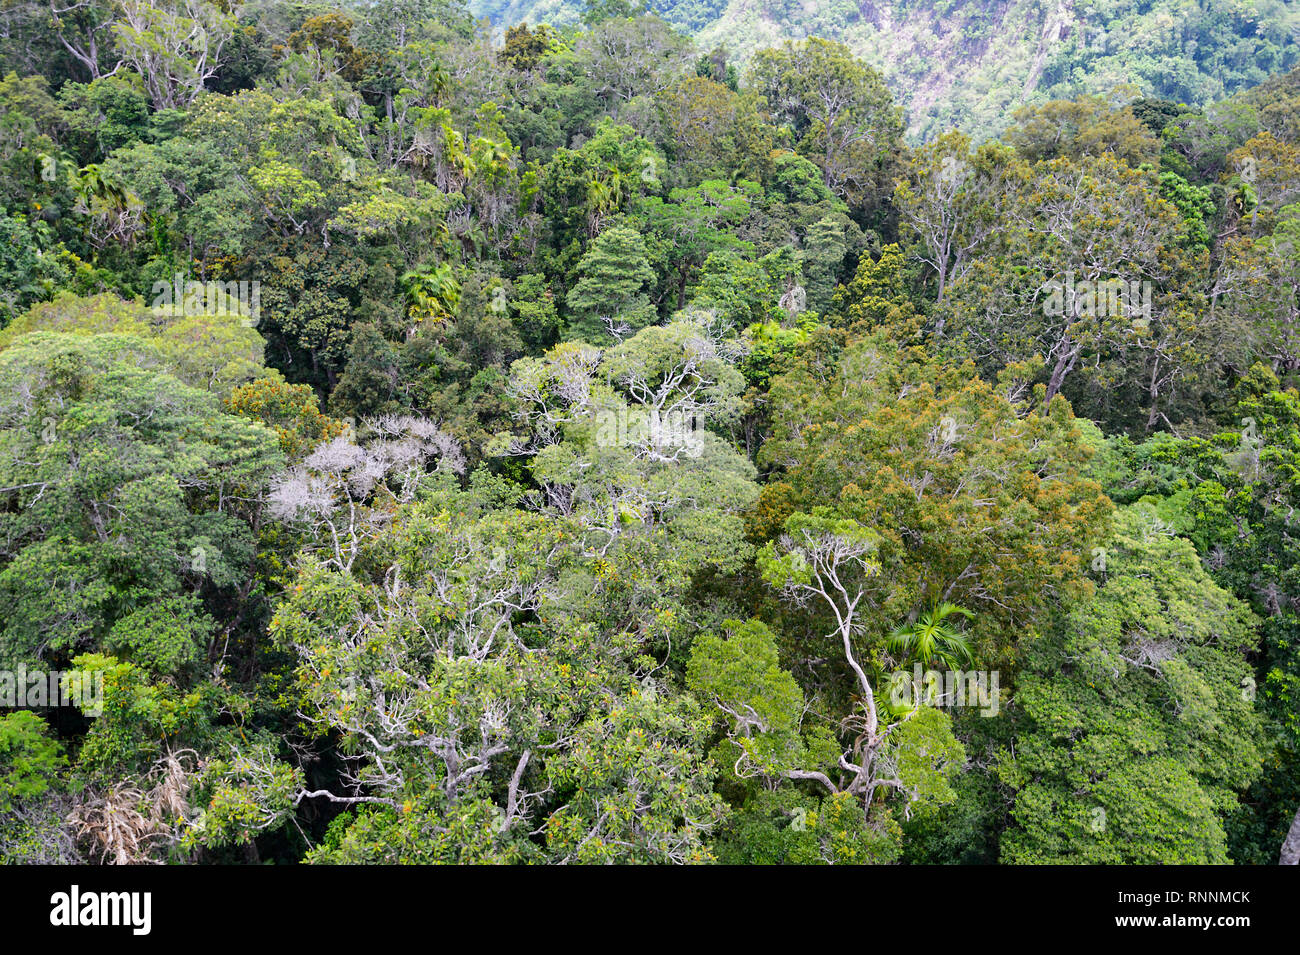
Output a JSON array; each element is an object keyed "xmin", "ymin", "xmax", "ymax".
[
  {"xmin": 401, "ymin": 262, "xmax": 461, "ymax": 326},
  {"xmin": 71, "ymin": 163, "xmax": 130, "ymax": 212},
  {"xmin": 471, "ymin": 138, "xmax": 513, "ymax": 189},
  {"xmin": 888, "ymin": 602, "xmax": 974, "ymax": 670},
  {"xmin": 585, "ymin": 169, "xmax": 626, "ymax": 236}
]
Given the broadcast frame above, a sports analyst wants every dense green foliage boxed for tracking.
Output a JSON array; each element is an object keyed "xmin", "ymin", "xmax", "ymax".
[{"xmin": 0, "ymin": 0, "xmax": 1298, "ymax": 866}]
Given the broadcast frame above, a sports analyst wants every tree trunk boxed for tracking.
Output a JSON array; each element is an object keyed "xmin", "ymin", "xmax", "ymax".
[
  {"xmin": 1281, "ymin": 803, "xmax": 1300, "ymax": 865},
  {"xmin": 1044, "ymin": 339, "xmax": 1079, "ymax": 407}
]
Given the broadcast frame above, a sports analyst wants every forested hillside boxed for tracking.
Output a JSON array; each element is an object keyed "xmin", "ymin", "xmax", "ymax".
[
  {"xmin": 473, "ymin": 0, "xmax": 1300, "ymax": 139},
  {"xmin": 1, "ymin": 0, "xmax": 1299, "ymax": 866}
]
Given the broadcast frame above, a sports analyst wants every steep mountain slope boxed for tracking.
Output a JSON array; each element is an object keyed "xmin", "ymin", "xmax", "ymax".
[{"xmin": 470, "ymin": 0, "xmax": 1300, "ymax": 140}]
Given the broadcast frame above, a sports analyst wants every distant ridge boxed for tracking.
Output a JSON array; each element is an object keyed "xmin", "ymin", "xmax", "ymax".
[{"xmin": 471, "ymin": 0, "xmax": 1300, "ymax": 140}]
